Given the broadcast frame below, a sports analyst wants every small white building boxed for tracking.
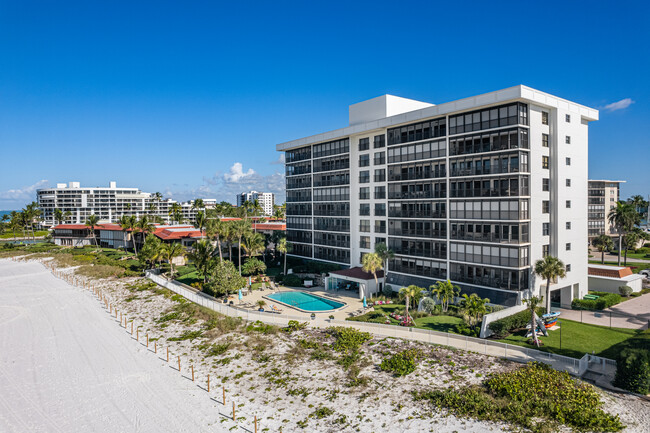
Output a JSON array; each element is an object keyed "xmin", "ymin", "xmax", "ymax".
[
  {"xmin": 325, "ymin": 267, "xmax": 384, "ymax": 299},
  {"xmin": 588, "ymin": 264, "xmax": 644, "ymax": 294}
]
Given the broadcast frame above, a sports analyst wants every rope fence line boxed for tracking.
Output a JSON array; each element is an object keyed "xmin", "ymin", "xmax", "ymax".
[{"xmin": 19, "ymin": 257, "xmax": 265, "ymax": 433}]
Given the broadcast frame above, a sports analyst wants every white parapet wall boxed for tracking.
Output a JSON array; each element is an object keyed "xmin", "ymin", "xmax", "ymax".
[{"xmin": 480, "ymin": 304, "xmax": 527, "ymax": 338}]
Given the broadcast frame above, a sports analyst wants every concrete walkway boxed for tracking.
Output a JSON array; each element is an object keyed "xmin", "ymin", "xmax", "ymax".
[{"xmin": 556, "ymin": 293, "xmax": 650, "ymax": 330}]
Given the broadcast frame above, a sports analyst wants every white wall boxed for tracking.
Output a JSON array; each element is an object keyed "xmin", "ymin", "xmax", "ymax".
[{"xmin": 588, "ymin": 276, "xmax": 643, "ymax": 294}]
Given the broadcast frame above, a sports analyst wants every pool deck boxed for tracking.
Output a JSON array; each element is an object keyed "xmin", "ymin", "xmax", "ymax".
[{"xmin": 231, "ymin": 284, "xmax": 368, "ymax": 320}]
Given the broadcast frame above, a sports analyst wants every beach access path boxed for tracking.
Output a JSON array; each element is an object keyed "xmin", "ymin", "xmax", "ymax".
[{"xmin": 0, "ymin": 259, "xmax": 229, "ymax": 433}]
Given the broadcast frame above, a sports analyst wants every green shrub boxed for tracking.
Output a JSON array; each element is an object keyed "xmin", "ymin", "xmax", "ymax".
[
  {"xmin": 283, "ymin": 274, "xmax": 302, "ymax": 287},
  {"xmin": 382, "ymin": 284, "xmax": 393, "ymax": 297},
  {"xmin": 380, "ymin": 348, "xmax": 421, "ymax": 376},
  {"xmin": 328, "ymin": 327, "xmax": 371, "ymax": 352},
  {"xmin": 572, "ymin": 293, "xmax": 621, "ymax": 310},
  {"xmin": 414, "ymin": 362, "xmax": 624, "ymax": 432},
  {"xmin": 168, "ymin": 330, "xmax": 203, "ymax": 341},
  {"xmin": 284, "ymin": 320, "xmax": 308, "ymax": 333},
  {"xmin": 454, "ymin": 323, "xmax": 479, "ymax": 337},
  {"xmin": 419, "ymin": 297, "xmax": 437, "ymax": 314},
  {"xmin": 245, "ymin": 320, "xmax": 278, "ymax": 334},
  {"xmin": 614, "ymin": 348, "xmax": 650, "ymax": 394},
  {"xmin": 618, "ymin": 286, "xmax": 633, "ymax": 297},
  {"xmin": 488, "ymin": 307, "xmax": 544, "ymax": 338}
]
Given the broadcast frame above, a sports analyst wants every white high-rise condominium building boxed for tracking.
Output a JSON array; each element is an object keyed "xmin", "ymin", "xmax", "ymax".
[
  {"xmin": 37, "ymin": 181, "xmax": 215, "ymax": 227},
  {"xmin": 277, "ymin": 86, "xmax": 598, "ymax": 307},
  {"xmin": 587, "ymin": 180, "xmax": 624, "ymax": 238},
  {"xmin": 236, "ymin": 191, "xmax": 275, "ymax": 216}
]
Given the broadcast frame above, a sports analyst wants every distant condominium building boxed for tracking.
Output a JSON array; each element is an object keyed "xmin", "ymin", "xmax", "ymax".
[
  {"xmin": 277, "ymin": 86, "xmax": 598, "ymax": 306},
  {"xmin": 587, "ymin": 180, "xmax": 624, "ymax": 238},
  {"xmin": 236, "ymin": 191, "xmax": 275, "ymax": 216},
  {"xmin": 37, "ymin": 181, "xmax": 216, "ymax": 227}
]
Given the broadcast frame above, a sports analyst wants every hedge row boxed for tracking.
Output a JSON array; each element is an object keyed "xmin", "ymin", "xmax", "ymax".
[
  {"xmin": 613, "ymin": 330, "xmax": 650, "ymax": 394},
  {"xmin": 571, "ymin": 293, "xmax": 621, "ymax": 310},
  {"xmin": 488, "ymin": 307, "xmax": 545, "ymax": 338}
]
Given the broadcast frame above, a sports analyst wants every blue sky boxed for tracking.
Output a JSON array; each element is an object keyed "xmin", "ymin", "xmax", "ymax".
[{"xmin": 1, "ymin": 0, "xmax": 648, "ymax": 210}]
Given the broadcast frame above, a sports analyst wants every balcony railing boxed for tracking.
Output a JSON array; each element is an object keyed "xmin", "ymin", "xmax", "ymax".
[
  {"xmin": 388, "ymin": 210, "xmax": 446, "ymax": 219},
  {"xmin": 450, "ymin": 232, "xmax": 529, "ymax": 244},
  {"xmin": 450, "ymin": 164, "xmax": 528, "ymax": 177},
  {"xmin": 388, "ymin": 228, "xmax": 446, "ymax": 238}
]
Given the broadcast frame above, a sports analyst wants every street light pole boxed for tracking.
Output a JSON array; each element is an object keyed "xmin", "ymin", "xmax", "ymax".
[{"xmin": 559, "ymin": 320, "xmax": 562, "ymax": 350}]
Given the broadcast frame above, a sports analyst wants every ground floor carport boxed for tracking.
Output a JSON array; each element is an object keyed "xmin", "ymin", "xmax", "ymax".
[{"xmin": 324, "ymin": 267, "xmax": 384, "ymax": 300}]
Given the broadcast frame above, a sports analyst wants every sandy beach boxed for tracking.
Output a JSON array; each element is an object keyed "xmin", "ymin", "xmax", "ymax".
[
  {"xmin": 0, "ymin": 259, "xmax": 230, "ymax": 433},
  {"xmin": 1, "ymin": 258, "xmax": 648, "ymax": 433}
]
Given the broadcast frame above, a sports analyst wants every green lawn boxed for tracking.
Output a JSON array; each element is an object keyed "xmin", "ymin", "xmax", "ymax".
[
  {"xmin": 176, "ymin": 271, "xmax": 202, "ymax": 286},
  {"xmin": 0, "ymin": 230, "xmax": 49, "ymax": 239},
  {"xmin": 495, "ymin": 318, "xmax": 639, "ymax": 359},
  {"xmin": 348, "ymin": 304, "xmax": 465, "ymax": 333}
]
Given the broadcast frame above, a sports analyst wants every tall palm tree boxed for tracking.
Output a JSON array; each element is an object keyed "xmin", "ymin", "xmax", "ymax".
[
  {"xmin": 242, "ymin": 232, "xmax": 265, "ymax": 259},
  {"xmin": 592, "ymin": 235, "xmax": 614, "ymax": 264},
  {"xmin": 193, "ymin": 199, "xmax": 205, "ymax": 210},
  {"xmin": 9, "ymin": 211, "xmax": 20, "ymax": 241},
  {"xmin": 430, "ymin": 279, "xmax": 460, "ymax": 312},
  {"xmin": 194, "ymin": 210, "xmax": 207, "ymax": 237},
  {"xmin": 163, "ymin": 243, "xmax": 186, "ymax": 278},
  {"xmin": 187, "ymin": 239, "xmax": 215, "ymax": 284},
  {"xmin": 627, "ymin": 195, "xmax": 649, "ymax": 219},
  {"xmin": 362, "ymin": 252, "xmax": 383, "ymax": 293},
  {"xmin": 206, "ymin": 218, "xmax": 225, "ymax": 262},
  {"xmin": 136, "ymin": 215, "xmax": 155, "ymax": 252},
  {"xmin": 169, "ymin": 202, "xmax": 183, "ymax": 224},
  {"xmin": 241, "ymin": 200, "xmax": 253, "ymax": 220},
  {"xmin": 524, "ymin": 296, "xmax": 543, "ymax": 347},
  {"xmin": 272, "ymin": 204, "xmax": 286, "ymax": 221},
  {"xmin": 398, "ymin": 285, "xmax": 423, "ymax": 319},
  {"xmin": 608, "ymin": 201, "xmax": 638, "ymax": 266},
  {"xmin": 24, "ymin": 201, "xmax": 39, "ymax": 240},
  {"xmin": 623, "ymin": 228, "xmax": 650, "ymax": 266},
  {"xmin": 84, "ymin": 214, "xmax": 102, "ymax": 248},
  {"xmin": 276, "ymin": 237, "xmax": 289, "ymax": 275},
  {"xmin": 53, "ymin": 208, "xmax": 63, "ymax": 226},
  {"xmin": 121, "ymin": 215, "xmax": 138, "ymax": 254},
  {"xmin": 231, "ymin": 219, "xmax": 252, "ymax": 275},
  {"xmin": 374, "ymin": 242, "xmax": 395, "ymax": 286},
  {"xmin": 534, "ymin": 255, "xmax": 566, "ymax": 314}
]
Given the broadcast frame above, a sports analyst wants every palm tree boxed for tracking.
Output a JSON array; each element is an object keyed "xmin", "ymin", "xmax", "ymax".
[
  {"xmin": 430, "ymin": 279, "xmax": 460, "ymax": 312},
  {"xmin": 231, "ymin": 219, "xmax": 252, "ymax": 275},
  {"xmin": 163, "ymin": 243, "xmax": 186, "ymax": 278},
  {"xmin": 53, "ymin": 208, "xmax": 63, "ymax": 226},
  {"xmin": 628, "ymin": 195, "xmax": 649, "ymax": 219},
  {"xmin": 187, "ymin": 239, "xmax": 215, "ymax": 284},
  {"xmin": 256, "ymin": 299, "xmax": 266, "ymax": 310},
  {"xmin": 459, "ymin": 293, "xmax": 489, "ymax": 329},
  {"xmin": 241, "ymin": 200, "xmax": 253, "ymax": 220},
  {"xmin": 534, "ymin": 255, "xmax": 567, "ymax": 314},
  {"xmin": 193, "ymin": 198, "xmax": 205, "ymax": 210},
  {"xmin": 374, "ymin": 242, "xmax": 395, "ymax": 286},
  {"xmin": 84, "ymin": 214, "xmax": 102, "ymax": 248},
  {"xmin": 608, "ymin": 201, "xmax": 638, "ymax": 266},
  {"xmin": 277, "ymin": 237, "xmax": 289, "ymax": 276},
  {"xmin": 169, "ymin": 203, "xmax": 183, "ymax": 224},
  {"xmin": 242, "ymin": 232, "xmax": 265, "ymax": 259},
  {"xmin": 9, "ymin": 211, "xmax": 20, "ymax": 241},
  {"xmin": 121, "ymin": 215, "xmax": 138, "ymax": 254},
  {"xmin": 117, "ymin": 215, "xmax": 130, "ymax": 253},
  {"xmin": 362, "ymin": 252, "xmax": 383, "ymax": 293},
  {"xmin": 272, "ymin": 204, "xmax": 285, "ymax": 221},
  {"xmin": 206, "ymin": 218, "xmax": 226, "ymax": 262},
  {"xmin": 524, "ymin": 296, "xmax": 543, "ymax": 347},
  {"xmin": 194, "ymin": 210, "xmax": 207, "ymax": 237},
  {"xmin": 592, "ymin": 235, "xmax": 614, "ymax": 264},
  {"xmin": 24, "ymin": 202, "xmax": 39, "ymax": 240},
  {"xmin": 399, "ymin": 285, "xmax": 423, "ymax": 319},
  {"xmin": 136, "ymin": 215, "xmax": 155, "ymax": 252},
  {"xmin": 623, "ymin": 228, "xmax": 650, "ymax": 265}
]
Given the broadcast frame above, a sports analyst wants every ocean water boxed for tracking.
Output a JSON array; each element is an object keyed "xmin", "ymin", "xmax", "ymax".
[{"xmin": 0, "ymin": 210, "xmax": 15, "ymax": 219}]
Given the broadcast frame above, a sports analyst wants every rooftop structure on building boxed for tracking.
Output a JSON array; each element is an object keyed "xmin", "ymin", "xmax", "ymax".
[{"xmin": 277, "ymin": 85, "xmax": 598, "ymax": 306}]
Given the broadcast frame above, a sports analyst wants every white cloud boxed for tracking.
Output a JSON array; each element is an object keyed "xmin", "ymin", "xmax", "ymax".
[
  {"xmin": 0, "ymin": 179, "xmax": 49, "ymax": 202},
  {"xmin": 270, "ymin": 154, "xmax": 285, "ymax": 165},
  {"xmin": 165, "ymin": 158, "xmax": 286, "ymax": 204},
  {"xmin": 223, "ymin": 162, "xmax": 255, "ymax": 182},
  {"xmin": 603, "ymin": 98, "xmax": 634, "ymax": 112}
]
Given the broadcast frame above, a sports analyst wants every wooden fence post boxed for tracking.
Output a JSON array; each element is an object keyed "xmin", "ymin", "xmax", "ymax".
[
  {"xmin": 137, "ymin": 329, "xmax": 139, "ymax": 341},
  {"xmin": 191, "ymin": 365, "xmax": 194, "ymax": 381},
  {"xmin": 178, "ymin": 356, "xmax": 181, "ymax": 371},
  {"xmin": 232, "ymin": 401, "xmax": 235, "ymax": 421},
  {"xmin": 146, "ymin": 334, "xmax": 149, "ymax": 348},
  {"xmin": 254, "ymin": 415, "xmax": 257, "ymax": 433},
  {"xmin": 154, "ymin": 342, "xmax": 157, "ymax": 354},
  {"xmin": 131, "ymin": 321, "xmax": 134, "ymax": 335},
  {"xmin": 207, "ymin": 374, "xmax": 210, "ymax": 392},
  {"xmin": 223, "ymin": 387, "xmax": 226, "ymax": 405},
  {"xmin": 167, "ymin": 347, "xmax": 169, "ymax": 362}
]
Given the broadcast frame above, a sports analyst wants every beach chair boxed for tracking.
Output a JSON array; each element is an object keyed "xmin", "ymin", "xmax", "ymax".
[{"xmin": 271, "ymin": 304, "xmax": 283, "ymax": 313}]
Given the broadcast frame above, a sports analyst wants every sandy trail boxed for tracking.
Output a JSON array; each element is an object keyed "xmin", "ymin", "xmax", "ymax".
[{"xmin": 0, "ymin": 260, "xmax": 231, "ymax": 433}]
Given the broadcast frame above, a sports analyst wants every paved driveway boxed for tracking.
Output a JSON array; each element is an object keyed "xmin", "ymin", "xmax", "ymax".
[{"xmin": 556, "ymin": 293, "xmax": 650, "ymax": 330}]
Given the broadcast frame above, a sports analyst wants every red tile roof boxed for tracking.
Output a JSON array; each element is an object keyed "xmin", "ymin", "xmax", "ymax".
[
  {"xmin": 52, "ymin": 224, "xmax": 91, "ymax": 230},
  {"xmin": 588, "ymin": 266, "xmax": 633, "ymax": 278},
  {"xmin": 329, "ymin": 267, "xmax": 384, "ymax": 281},
  {"xmin": 155, "ymin": 228, "xmax": 204, "ymax": 241},
  {"xmin": 252, "ymin": 223, "xmax": 286, "ymax": 230}
]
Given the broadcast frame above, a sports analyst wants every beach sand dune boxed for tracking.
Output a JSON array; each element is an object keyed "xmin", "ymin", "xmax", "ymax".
[{"xmin": 0, "ymin": 260, "xmax": 227, "ymax": 433}]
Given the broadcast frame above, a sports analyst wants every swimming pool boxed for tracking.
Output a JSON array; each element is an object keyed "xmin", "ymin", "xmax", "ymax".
[{"xmin": 265, "ymin": 291, "xmax": 346, "ymax": 313}]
